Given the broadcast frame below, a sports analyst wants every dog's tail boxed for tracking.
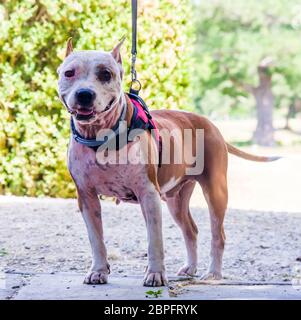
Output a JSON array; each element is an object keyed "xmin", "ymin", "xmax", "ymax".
[{"xmin": 226, "ymin": 143, "xmax": 281, "ymax": 162}]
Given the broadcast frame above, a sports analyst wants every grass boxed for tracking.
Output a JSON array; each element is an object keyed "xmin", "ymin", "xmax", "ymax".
[
  {"xmin": 0, "ymin": 248, "xmax": 8, "ymax": 257},
  {"xmin": 145, "ymin": 289, "xmax": 163, "ymax": 298},
  {"xmin": 229, "ymin": 140, "xmax": 253, "ymax": 147}
]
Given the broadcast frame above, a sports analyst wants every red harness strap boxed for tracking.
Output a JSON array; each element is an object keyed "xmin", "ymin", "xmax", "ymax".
[{"xmin": 129, "ymin": 97, "xmax": 162, "ymax": 167}]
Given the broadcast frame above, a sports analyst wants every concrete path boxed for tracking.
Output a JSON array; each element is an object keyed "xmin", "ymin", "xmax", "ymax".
[
  {"xmin": 0, "ymin": 273, "xmax": 24, "ymax": 300},
  {"xmin": 169, "ymin": 279, "xmax": 301, "ymax": 300},
  {"xmin": 1, "ymin": 272, "xmax": 300, "ymax": 300},
  {"xmin": 4, "ymin": 273, "xmax": 171, "ymax": 300}
]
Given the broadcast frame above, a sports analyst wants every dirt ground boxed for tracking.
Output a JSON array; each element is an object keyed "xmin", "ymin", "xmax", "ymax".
[{"xmin": 0, "ymin": 119, "xmax": 301, "ymax": 284}]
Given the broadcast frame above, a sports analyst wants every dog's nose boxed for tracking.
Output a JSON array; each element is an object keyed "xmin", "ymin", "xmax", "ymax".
[{"xmin": 75, "ymin": 88, "xmax": 96, "ymax": 108}]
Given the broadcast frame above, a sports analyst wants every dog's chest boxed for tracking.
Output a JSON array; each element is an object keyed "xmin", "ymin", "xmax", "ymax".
[{"xmin": 68, "ymin": 143, "xmax": 148, "ymax": 202}]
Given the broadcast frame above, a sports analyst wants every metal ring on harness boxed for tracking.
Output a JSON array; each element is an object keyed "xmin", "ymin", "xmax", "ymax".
[{"xmin": 130, "ymin": 79, "xmax": 142, "ymax": 96}]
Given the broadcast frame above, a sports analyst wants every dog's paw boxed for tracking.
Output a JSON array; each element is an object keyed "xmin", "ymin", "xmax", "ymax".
[
  {"xmin": 176, "ymin": 265, "xmax": 197, "ymax": 277},
  {"xmin": 84, "ymin": 271, "xmax": 108, "ymax": 285},
  {"xmin": 200, "ymin": 271, "xmax": 222, "ymax": 281},
  {"xmin": 143, "ymin": 271, "xmax": 168, "ymax": 287}
]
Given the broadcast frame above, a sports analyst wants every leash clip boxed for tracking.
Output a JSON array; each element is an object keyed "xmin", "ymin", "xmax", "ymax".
[
  {"xmin": 130, "ymin": 53, "xmax": 137, "ymax": 81},
  {"xmin": 130, "ymin": 53, "xmax": 141, "ymax": 95}
]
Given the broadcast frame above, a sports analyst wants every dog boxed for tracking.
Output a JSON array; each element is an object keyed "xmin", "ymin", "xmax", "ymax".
[{"xmin": 57, "ymin": 38, "xmax": 278, "ymax": 287}]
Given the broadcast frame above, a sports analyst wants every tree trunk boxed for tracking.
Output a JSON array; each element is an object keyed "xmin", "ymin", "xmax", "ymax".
[{"xmin": 252, "ymin": 65, "xmax": 275, "ymax": 146}]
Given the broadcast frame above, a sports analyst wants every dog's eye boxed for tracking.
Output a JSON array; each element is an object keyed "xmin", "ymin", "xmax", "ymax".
[
  {"xmin": 64, "ymin": 69, "xmax": 75, "ymax": 78},
  {"xmin": 98, "ymin": 70, "xmax": 111, "ymax": 82}
]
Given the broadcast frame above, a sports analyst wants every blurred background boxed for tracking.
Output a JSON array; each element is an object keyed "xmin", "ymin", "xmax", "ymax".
[{"xmin": 0, "ymin": 0, "xmax": 300, "ymax": 198}]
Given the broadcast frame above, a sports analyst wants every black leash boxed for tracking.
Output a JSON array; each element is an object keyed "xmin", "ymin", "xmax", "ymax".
[
  {"xmin": 130, "ymin": 0, "xmax": 141, "ymax": 95},
  {"xmin": 129, "ymin": 1, "xmax": 162, "ymax": 167}
]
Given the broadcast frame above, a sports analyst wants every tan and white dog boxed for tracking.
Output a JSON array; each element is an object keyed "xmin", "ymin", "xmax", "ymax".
[{"xmin": 57, "ymin": 38, "xmax": 278, "ymax": 287}]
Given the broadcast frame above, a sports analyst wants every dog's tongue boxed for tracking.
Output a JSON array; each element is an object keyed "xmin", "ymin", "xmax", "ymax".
[
  {"xmin": 77, "ymin": 109, "xmax": 93, "ymax": 115},
  {"xmin": 75, "ymin": 109, "xmax": 94, "ymax": 120}
]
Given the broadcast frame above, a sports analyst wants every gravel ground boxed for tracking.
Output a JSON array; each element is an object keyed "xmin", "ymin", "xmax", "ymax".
[{"xmin": 0, "ymin": 195, "xmax": 300, "ymax": 283}]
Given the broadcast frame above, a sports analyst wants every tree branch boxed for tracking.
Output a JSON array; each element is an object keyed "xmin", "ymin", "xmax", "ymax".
[
  {"xmin": 232, "ymin": 78, "xmax": 254, "ymax": 93},
  {"xmin": 224, "ymin": 66, "xmax": 255, "ymax": 94}
]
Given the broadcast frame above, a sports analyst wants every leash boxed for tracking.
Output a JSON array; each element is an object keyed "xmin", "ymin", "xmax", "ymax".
[
  {"xmin": 129, "ymin": 0, "xmax": 162, "ymax": 166},
  {"xmin": 130, "ymin": 0, "xmax": 141, "ymax": 95}
]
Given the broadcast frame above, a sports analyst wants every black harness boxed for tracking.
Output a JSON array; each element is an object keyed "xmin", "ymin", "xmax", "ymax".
[{"xmin": 71, "ymin": 93, "xmax": 162, "ymax": 166}]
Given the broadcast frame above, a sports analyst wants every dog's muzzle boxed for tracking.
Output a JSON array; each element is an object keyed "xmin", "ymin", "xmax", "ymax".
[
  {"xmin": 74, "ymin": 88, "xmax": 96, "ymax": 121},
  {"xmin": 62, "ymin": 94, "xmax": 116, "ymax": 121},
  {"xmin": 61, "ymin": 93, "xmax": 95, "ymax": 121}
]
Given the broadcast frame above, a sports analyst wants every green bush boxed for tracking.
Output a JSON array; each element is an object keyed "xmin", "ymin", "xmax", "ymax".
[{"xmin": 0, "ymin": 0, "xmax": 193, "ymax": 197}]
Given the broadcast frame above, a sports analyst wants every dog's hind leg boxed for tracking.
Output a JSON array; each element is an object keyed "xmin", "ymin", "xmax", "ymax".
[
  {"xmin": 166, "ymin": 180, "xmax": 198, "ymax": 276},
  {"xmin": 199, "ymin": 172, "xmax": 228, "ymax": 280}
]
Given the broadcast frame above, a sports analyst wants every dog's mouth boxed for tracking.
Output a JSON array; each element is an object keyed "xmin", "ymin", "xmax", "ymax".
[
  {"xmin": 62, "ymin": 95, "xmax": 116, "ymax": 121},
  {"xmin": 75, "ymin": 98, "xmax": 115, "ymax": 120},
  {"xmin": 75, "ymin": 108, "xmax": 95, "ymax": 121}
]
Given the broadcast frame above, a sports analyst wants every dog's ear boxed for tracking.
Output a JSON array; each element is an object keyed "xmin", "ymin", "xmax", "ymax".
[
  {"xmin": 111, "ymin": 36, "xmax": 126, "ymax": 65},
  {"xmin": 65, "ymin": 37, "xmax": 73, "ymax": 58}
]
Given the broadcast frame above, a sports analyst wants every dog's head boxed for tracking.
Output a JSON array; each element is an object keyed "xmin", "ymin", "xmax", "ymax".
[{"xmin": 57, "ymin": 38, "xmax": 125, "ymax": 123}]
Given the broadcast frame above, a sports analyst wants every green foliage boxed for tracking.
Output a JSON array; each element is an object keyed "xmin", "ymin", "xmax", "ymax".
[
  {"xmin": 0, "ymin": 0, "xmax": 193, "ymax": 197},
  {"xmin": 145, "ymin": 289, "xmax": 163, "ymax": 298},
  {"xmin": 194, "ymin": 0, "xmax": 301, "ymax": 118},
  {"xmin": 0, "ymin": 248, "xmax": 8, "ymax": 257}
]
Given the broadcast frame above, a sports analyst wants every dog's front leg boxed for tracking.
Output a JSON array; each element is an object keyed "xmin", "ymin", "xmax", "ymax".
[
  {"xmin": 77, "ymin": 190, "xmax": 109, "ymax": 285},
  {"xmin": 139, "ymin": 189, "xmax": 167, "ymax": 287}
]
